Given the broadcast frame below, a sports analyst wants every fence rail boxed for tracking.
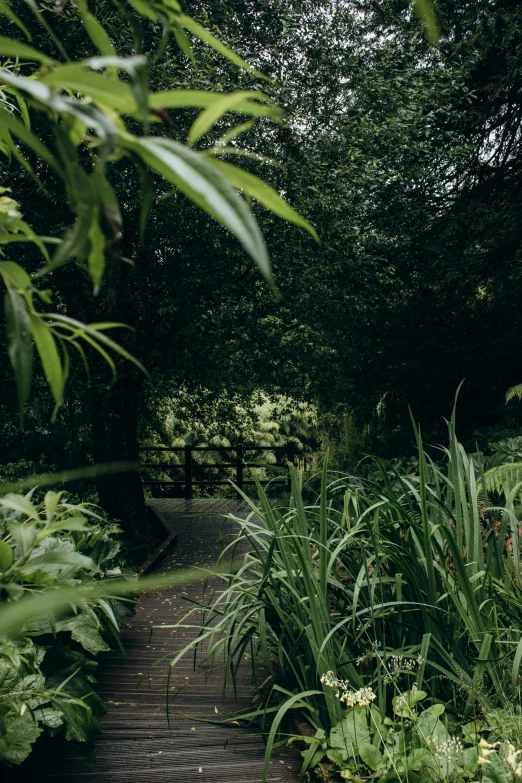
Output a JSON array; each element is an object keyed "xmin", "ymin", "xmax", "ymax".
[{"xmin": 139, "ymin": 444, "xmax": 297, "ymax": 499}]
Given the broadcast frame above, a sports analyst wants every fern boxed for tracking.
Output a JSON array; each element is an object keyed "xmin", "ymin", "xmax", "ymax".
[
  {"xmin": 480, "ymin": 463, "xmax": 522, "ymax": 497},
  {"xmin": 506, "ymin": 384, "xmax": 522, "ymax": 403}
]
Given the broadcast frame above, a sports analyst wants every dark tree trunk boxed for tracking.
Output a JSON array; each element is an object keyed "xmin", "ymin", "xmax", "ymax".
[{"xmin": 89, "ymin": 370, "xmax": 148, "ymax": 536}]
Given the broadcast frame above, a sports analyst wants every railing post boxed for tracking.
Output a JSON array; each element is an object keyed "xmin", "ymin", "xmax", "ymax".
[
  {"xmin": 286, "ymin": 444, "xmax": 295, "ymax": 488},
  {"xmin": 236, "ymin": 445, "xmax": 244, "ymax": 498},
  {"xmin": 184, "ymin": 445, "xmax": 193, "ymax": 499}
]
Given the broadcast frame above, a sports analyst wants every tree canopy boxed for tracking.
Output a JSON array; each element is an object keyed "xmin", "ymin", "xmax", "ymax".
[{"xmin": 2, "ymin": 0, "xmax": 522, "ymax": 523}]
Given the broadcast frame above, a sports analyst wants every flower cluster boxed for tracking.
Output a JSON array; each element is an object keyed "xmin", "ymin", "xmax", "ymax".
[
  {"xmin": 320, "ymin": 672, "xmax": 376, "ymax": 706},
  {"xmin": 382, "ymin": 654, "xmax": 424, "ymax": 684},
  {"xmin": 433, "ymin": 736, "xmax": 463, "ymax": 762}
]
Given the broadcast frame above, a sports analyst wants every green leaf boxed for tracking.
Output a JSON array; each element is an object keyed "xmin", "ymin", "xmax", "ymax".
[
  {"xmin": 210, "ymin": 159, "xmax": 319, "ymax": 240},
  {"xmin": 76, "ymin": 0, "xmax": 116, "ymax": 56},
  {"xmin": 43, "ymin": 491, "xmax": 63, "ymax": 525},
  {"xmin": 42, "ymin": 313, "xmax": 149, "ymax": 377},
  {"xmin": 400, "ymin": 748, "xmax": 433, "ymax": 774},
  {"xmin": 17, "ymin": 673, "xmax": 46, "ymax": 692},
  {"xmin": 325, "ymin": 748, "xmax": 347, "ymax": 764},
  {"xmin": 40, "ymin": 66, "xmax": 135, "ymax": 114},
  {"xmin": 330, "ymin": 706, "xmax": 372, "ymax": 757},
  {"xmin": 0, "ymin": 36, "xmax": 54, "ymax": 64},
  {"xmin": 171, "ymin": 20, "xmax": 194, "ymax": 62},
  {"xmin": 0, "ymin": 540, "xmax": 14, "ymax": 571},
  {"xmin": 29, "ymin": 314, "xmax": 65, "ymax": 407},
  {"xmin": 406, "ymin": 687, "xmax": 427, "ymax": 706},
  {"xmin": 0, "ymin": 260, "xmax": 31, "ymax": 291},
  {"xmin": 412, "ymin": 0, "xmax": 440, "ymax": 46},
  {"xmin": 0, "ymin": 661, "xmax": 18, "ymax": 695},
  {"xmin": 23, "ymin": 550, "xmax": 96, "ymax": 571},
  {"xmin": 87, "ymin": 208, "xmax": 105, "ymax": 293},
  {"xmin": 359, "ymin": 742, "xmax": 385, "ymax": 771},
  {"xmin": 512, "ymin": 636, "xmax": 522, "ymax": 693},
  {"xmin": 0, "ymin": 105, "xmax": 62, "ymax": 176},
  {"xmin": 4, "ymin": 288, "xmax": 33, "ymax": 415},
  {"xmin": 0, "ymin": 493, "xmax": 39, "ymax": 520},
  {"xmin": 0, "ymin": 711, "xmax": 43, "ymax": 766},
  {"xmin": 128, "ymin": 136, "xmax": 270, "ymax": 278},
  {"xmin": 16, "ymin": 95, "xmax": 30, "ymax": 131},
  {"xmin": 188, "ymin": 91, "xmax": 271, "ymax": 146},
  {"xmin": 56, "ymin": 614, "xmax": 110, "ymax": 655},
  {"xmin": 8, "ymin": 521, "xmax": 37, "ymax": 555},
  {"xmin": 0, "ymin": 221, "xmax": 51, "ymax": 262},
  {"xmin": 37, "ymin": 708, "xmax": 63, "ymax": 729},
  {"xmin": 149, "ymin": 89, "xmax": 280, "ymax": 119},
  {"xmin": 179, "ymin": 14, "xmax": 268, "ymax": 80},
  {"xmin": 126, "ymin": 0, "xmax": 158, "ymax": 21},
  {"xmin": 415, "ymin": 705, "xmax": 449, "ymax": 746},
  {"xmin": 87, "ymin": 56, "xmax": 149, "ymax": 123},
  {"xmin": 36, "ymin": 516, "xmax": 89, "ymax": 541}
]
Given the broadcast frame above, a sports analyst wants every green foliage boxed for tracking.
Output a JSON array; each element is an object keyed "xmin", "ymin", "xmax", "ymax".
[
  {"xmin": 0, "ymin": 0, "xmax": 315, "ymax": 419},
  {"xmin": 163, "ymin": 413, "xmax": 522, "ymax": 780},
  {"xmin": 0, "ymin": 487, "xmax": 134, "ymax": 766},
  {"xmin": 506, "ymin": 386, "xmax": 522, "ymax": 404},
  {"xmin": 140, "ymin": 390, "xmax": 317, "ymax": 496},
  {"xmin": 302, "ymin": 687, "xmax": 522, "ymax": 782}
]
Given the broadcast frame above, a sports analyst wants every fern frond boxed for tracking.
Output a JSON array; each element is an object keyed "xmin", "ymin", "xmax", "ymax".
[
  {"xmin": 506, "ymin": 384, "xmax": 522, "ymax": 403},
  {"xmin": 479, "ymin": 463, "xmax": 522, "ymax": 497}
]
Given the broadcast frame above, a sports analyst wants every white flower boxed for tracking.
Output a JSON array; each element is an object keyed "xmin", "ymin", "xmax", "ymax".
[
  {"xmin": 320, "ymin": 672, "xmax": 376, "ymax": 707},
  {"xmin": 433, "ymin": 736, "xmax": 463, "ymax": 761}
]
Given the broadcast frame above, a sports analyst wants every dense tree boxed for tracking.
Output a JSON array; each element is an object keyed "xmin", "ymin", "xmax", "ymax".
[
  {"xmin": 0, "ymin": 0, "xmax": 315, "ymax": 531},
  {"xmin": 195, "ymin": 0, "xmax": 522, "ymax": 457},
  {"xmin": 3, "ymin": 0, "xmax": 522, "ymax": 519}
]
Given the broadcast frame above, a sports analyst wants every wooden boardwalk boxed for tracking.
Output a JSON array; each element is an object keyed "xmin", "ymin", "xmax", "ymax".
[{"xmin": 9, "ymin": 500, "xmax": 299, "ymax": 783}]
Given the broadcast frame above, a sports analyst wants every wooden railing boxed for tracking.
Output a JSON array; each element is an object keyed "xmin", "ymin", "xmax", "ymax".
[{"xmin": 139, "ymin": 444, "xmax": 297, "ymax": 499}]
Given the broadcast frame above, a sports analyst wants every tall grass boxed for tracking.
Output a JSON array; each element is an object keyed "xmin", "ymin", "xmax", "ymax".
[{"xmin": 169, "ymin": 413, "xmax": 522, "ymax": 778}]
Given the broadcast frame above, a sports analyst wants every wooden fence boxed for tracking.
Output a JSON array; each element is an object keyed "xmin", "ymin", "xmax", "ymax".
[{"xmin": 139, "ymin": 444, "xmax": 298, "ymax": 499}]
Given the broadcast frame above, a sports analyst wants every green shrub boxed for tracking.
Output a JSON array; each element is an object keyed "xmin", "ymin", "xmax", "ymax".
[
  {"xmin": 167, "ymin": 410, "xmax": 522, "ymax": 781},
  {"xmin": 0, "ymin": 489, "xmax": 134, "ymax": 766}
]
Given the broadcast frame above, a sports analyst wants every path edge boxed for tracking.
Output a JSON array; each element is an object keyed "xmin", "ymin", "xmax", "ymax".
[{"xmin": 138, "ymin": 501, "xmax": 178, "ymax": 575}]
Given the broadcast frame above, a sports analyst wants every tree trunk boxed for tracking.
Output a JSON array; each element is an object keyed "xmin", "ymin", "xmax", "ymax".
[{"xmin": 89, "ymin": 370, "xmax": 148, "ymax": 537}]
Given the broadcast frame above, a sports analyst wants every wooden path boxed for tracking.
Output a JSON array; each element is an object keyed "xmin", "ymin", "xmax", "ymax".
[{"xmin": 9, "ymin": 499, "xmax": 300, "ymax": 783}]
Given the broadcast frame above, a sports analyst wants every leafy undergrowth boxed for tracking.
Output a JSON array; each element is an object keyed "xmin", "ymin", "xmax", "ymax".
[
  {"xmin": 299, "ymin": 683, "xmax": 522, "ymax": 782},
  {"xmin": 166, "ymin": 410, "xmax": 522, "ymax": 782},
  {"xmin": 0, "ymin": 490, "xmax": 135, "ymax": 767}
]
